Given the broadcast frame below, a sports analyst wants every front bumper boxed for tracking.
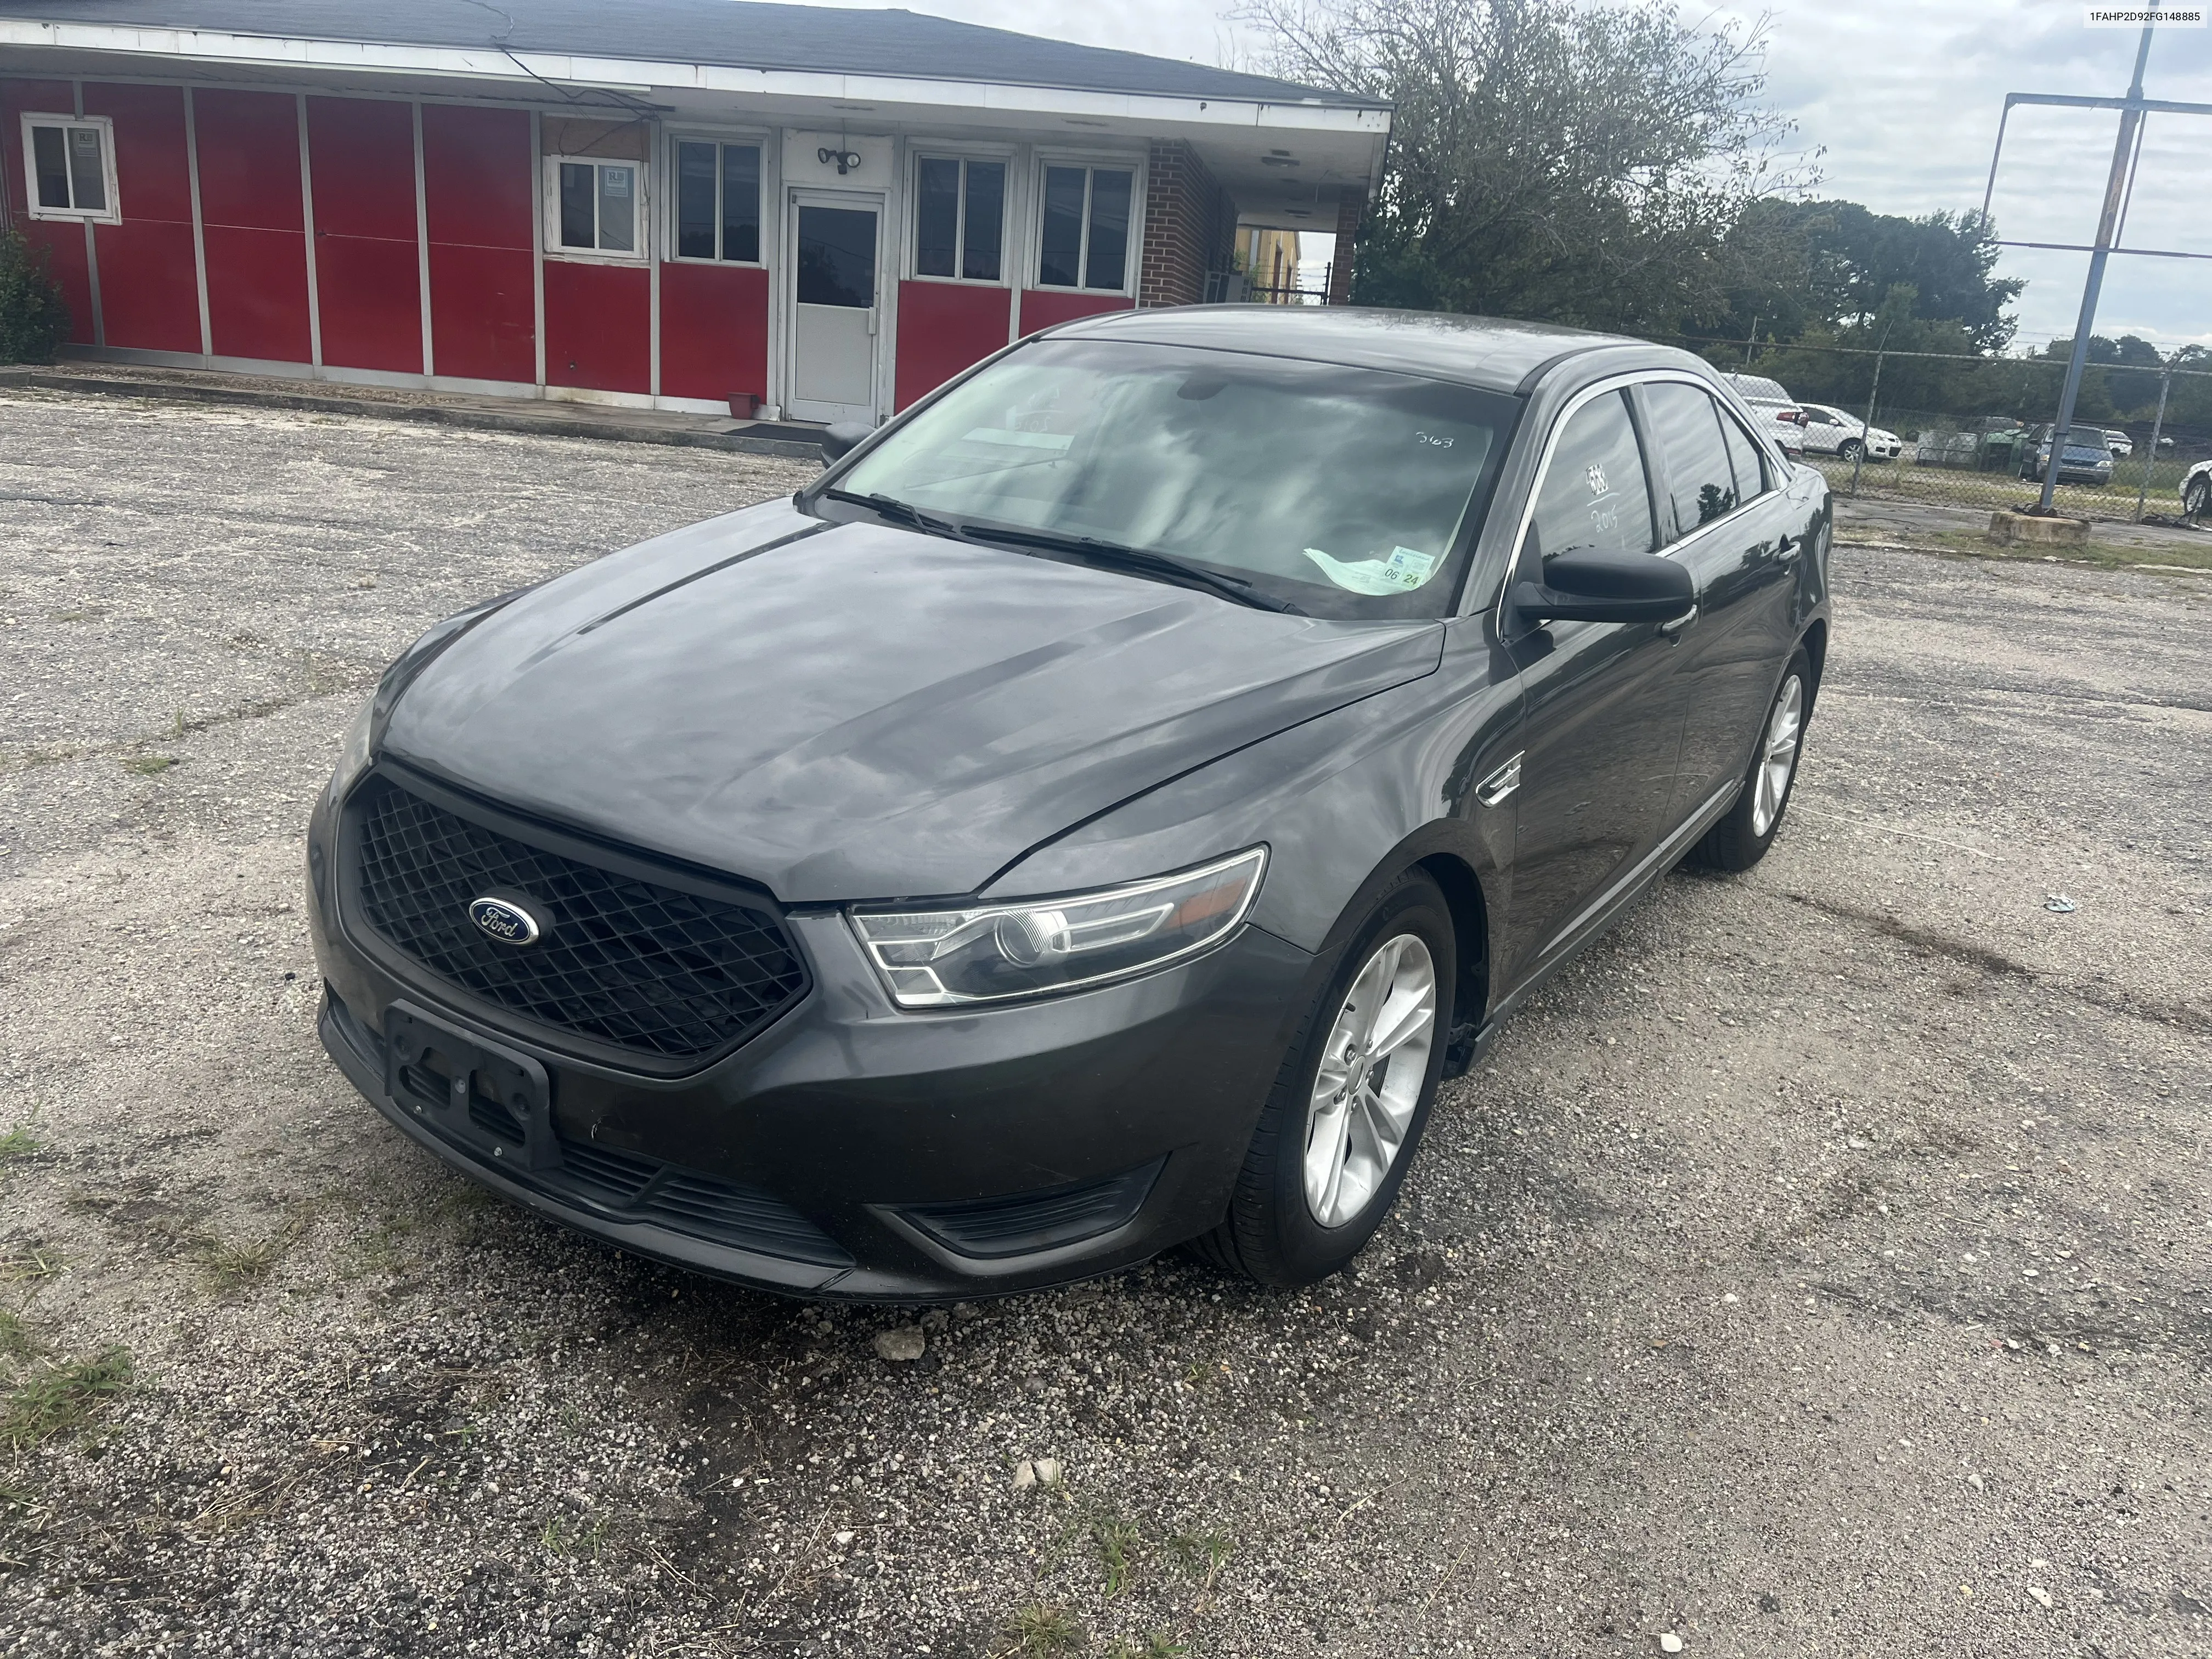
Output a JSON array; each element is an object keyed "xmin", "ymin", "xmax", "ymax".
[{"xmin": 306, "ymin": 783, "xmax": 1319, "ymax": 1301}]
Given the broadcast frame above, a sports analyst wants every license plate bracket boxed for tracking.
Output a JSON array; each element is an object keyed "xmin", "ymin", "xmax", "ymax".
[{"xmin": 382, "ymin": 1001, "xmax": 557, "ymax": 1173}]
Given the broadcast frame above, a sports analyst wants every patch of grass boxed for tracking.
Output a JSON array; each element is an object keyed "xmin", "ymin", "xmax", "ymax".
[
  {"xmin": 0, "ymin": 1126, "xmax": 41, "ymax": 1162},
  {"xmin": 0, "ymin": 1251, "xmax": 63, "ymax": 1284},
  {"xmin": 1001, "ymin": 1604, "xmax": 1084, "ymax": 1659},
  {"xmin": 1103, "ymin": 1637, "xmax": 1188, "ymax": 1659},
  {"xmin": 0, "ymin": 1308, "xmax": 33, "ymax": 1363},
  {"xmin": 539, "ymin": 1512, "xmax": 611, "ymax": 1557},
  {"xmin": 1093, "ymin": 1513, "xmax": 1142, "ymax": 1596},
  {"xmin": 199, "ymin": 1229, "xmax": 294, "ymax": 1296},
  {"xmin": 0, "ymin": 1345, "xmax": 133, "ymax": 1450},
  {"xmin": 122, "ymin": 754, "xmax": 177, "ymax": 775},
  {"xmin": 1164, "ymin": 1530, "xmax": 1232, "ymax": 1582}
]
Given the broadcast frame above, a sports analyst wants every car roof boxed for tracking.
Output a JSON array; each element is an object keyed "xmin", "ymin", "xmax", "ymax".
[{"xmin": 1040, "ymin": 306, "xmax": 1702, "ymax": 394}]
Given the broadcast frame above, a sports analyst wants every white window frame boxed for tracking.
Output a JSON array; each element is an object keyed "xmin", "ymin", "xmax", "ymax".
[
  {"xmin": 664, "ymin": 131, "xmax": 769, "ymax": 268},
  {"xmin": 1030, "ymin": 153, "xmax": 1144, "ymax": 297},
  {"xmin": 907, "ymin": 148, "xmax": 1013, "ymax": 287},
  {"xmin": 541, "ymin": 153, "xmax": 650, "ymax": 263},
  {"xmin": 19, "ymin": 112, "xmax": 120, "ymax": 225}
]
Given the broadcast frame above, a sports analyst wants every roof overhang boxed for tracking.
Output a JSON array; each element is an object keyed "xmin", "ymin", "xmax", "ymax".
[{"xmin": 0, "ymin": 17, "xmax": 1388, "ymax": 222}]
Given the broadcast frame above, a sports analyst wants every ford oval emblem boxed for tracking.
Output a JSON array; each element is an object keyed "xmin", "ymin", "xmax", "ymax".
[{"xmin": 469, "ymin": 895, "xmax": 543, "ymax": 946}]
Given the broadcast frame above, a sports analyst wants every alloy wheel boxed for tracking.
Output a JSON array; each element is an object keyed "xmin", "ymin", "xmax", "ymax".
[
  {"xmin": 1750, "ymin": 673, "xmax": 1805, "ymax": 837},
  {"xmin": 1302, "ymin": 933, "xmax": 1437, "ymax": 1228}
]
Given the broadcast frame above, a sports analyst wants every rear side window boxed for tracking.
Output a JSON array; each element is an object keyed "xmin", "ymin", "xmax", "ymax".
[
  {"xmin": 1642, "ymin": 382, "xmax": 1740, "ymax": 538},
  {"xmin": 1526, "ymin": 391, "xmax": 1655, "ymax": 561},
  {"xmin": 1718, "ymin": 409, "xmax": 1769, "ymax": 502}
]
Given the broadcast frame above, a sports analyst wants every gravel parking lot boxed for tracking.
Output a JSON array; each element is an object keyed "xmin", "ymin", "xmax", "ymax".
[{"xmin": 2, "ymin": 388, "xmax": 2208, "ymax": 1659}]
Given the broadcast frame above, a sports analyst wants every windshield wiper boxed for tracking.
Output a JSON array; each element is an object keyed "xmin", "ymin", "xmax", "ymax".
[
  {"xmin": 951, "ymin": 521, "xmax": 1305, "ymax": 615},
  {"xmin": 820, "ymin": 488, "xmax": 966, "ymax": 541}
]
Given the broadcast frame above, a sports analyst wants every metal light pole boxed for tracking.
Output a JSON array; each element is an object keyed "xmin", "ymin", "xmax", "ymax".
[{"xmin": 2035, "ymin": 26, "xmax": 2154, "ymax": 514}]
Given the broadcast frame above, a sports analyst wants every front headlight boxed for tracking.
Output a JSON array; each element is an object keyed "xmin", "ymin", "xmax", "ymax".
[
  {"xmin": 330, "ymin": 691, "xmax": 376, "ymax": 800},
  {"xmin": 850, "ymin": 847, "xmax": 1267, "ymax": 1008}
]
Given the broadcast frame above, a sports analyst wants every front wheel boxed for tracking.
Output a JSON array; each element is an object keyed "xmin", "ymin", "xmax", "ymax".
[
  {"xmin": 1837, "ymin": 437, "xmax": 1863, "ymax": 462},
  {"xmin": 1192, "ymin": 871, "xmax": 1453, "ymax": 1288},
  {"xmin": 2186, "ymin": 475, "xmax": 2211, "ymax": 520},
  {"xmin": 1689, "ymin": 647, "xmax": 1812, "ymax": 873}
]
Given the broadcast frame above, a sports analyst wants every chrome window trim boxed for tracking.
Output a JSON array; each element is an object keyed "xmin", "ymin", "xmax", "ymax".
[{"xmin": 1488, "ymin": 367, "xmax": 1790, "ymax": 618}]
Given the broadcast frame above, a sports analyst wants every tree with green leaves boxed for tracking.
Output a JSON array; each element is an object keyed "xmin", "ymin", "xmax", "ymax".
[{"xmin": 1243, "ymin": 0, "xmax": 1810, "ymax": 332}]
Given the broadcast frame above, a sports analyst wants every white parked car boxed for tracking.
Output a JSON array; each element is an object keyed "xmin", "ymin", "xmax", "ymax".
[
  {"xmin": 1719, "ymin": 373, "xmax": 1808, "ymax": 458},
  {"xmin": 2183, "ymin": 458, "xmax": 2211, "ymax": 520},
  {"xmin": 2102, "ymin": 428, "xmax": 2134, "ymax": 459},
  {"xmin": 1795, "ymin": 403, "xmax": 1903, "ymax": 462}
]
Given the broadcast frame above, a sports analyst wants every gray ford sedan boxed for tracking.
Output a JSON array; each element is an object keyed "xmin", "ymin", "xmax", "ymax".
[{"xmin": 306, "ymin": 307, "xmax": 1831, "ymax": 1299}]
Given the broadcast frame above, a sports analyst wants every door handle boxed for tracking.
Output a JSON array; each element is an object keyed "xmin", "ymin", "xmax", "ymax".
[
  {"xmin": 1658, "ymin": 605, "xmax": 1699, "ymax": 637},
  {"xmin": 1776, "ymin": 533, "xmax": 1800, "ymax": 560},
  {"xmin": 866, "ymin": 306, "xmax": 878, "ymax": 336}
]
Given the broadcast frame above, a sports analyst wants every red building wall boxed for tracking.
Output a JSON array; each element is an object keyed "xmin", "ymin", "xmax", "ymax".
[
  {"xmin": 307, "ymin": 96, "xmax": 421, "ymax": 374},
  {"xmin": 83, "ymin": 82, "xmax": 200, "ymax": 353},
  {"xmin": 421, "ymin": 103, "xmax": 536, "ymax": 385},
  {"xmin": 1018, "ymin": 289, "xmax": 1135, "ymax": 336},
  {"xmin": 661, "ymin": 262, "xmax": 770, "ymax": 405},
  {"xmin": 544, "ymin": 261, "xmax": 650, "ymax": 395},
  {"xmin": 0, "ymin": 78, "xmax": 95, "ymax": 346},
  {"xmin": 194, "ymin": 88, "xmax": 312, "ymax": 364},
  {"xmin": 893, "ymin": 281, "xmax": 1009, "ymax": 412}
]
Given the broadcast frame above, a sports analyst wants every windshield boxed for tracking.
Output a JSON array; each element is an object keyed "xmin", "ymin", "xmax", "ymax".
[{"xmin": 824, "ymin": 339, "xmax": 1521, "ymax": 619}]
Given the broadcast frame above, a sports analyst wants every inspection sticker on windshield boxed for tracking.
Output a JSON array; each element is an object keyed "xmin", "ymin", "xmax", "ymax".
[{"xmin": 1302, "ymin": 545, "xmax": 1438, "ymax": 595}]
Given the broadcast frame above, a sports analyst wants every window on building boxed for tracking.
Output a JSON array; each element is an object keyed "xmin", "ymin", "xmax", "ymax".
[
  {"xmin": 913, "ymin": 156, "xmax": 1005, "ymax": 283},
  {"xmin": 1036, "ymin": 165, "xmax": 1134, "ymax": 292},
  {"xmin": 548, "ymin": 156, "xmax": 646, "ymax": 258},
  {"xmin": 674, "ymin": 140, "xmax": 761, "ymax": 263},
  {"xmin": 20, "ymin": 115, "xmax": 117, "ymax": 222}
]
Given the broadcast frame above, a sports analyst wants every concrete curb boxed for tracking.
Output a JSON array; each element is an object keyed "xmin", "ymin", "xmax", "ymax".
[{"xmin": 0, "ymin": 366, "xmax": 822, "ymax": 460}]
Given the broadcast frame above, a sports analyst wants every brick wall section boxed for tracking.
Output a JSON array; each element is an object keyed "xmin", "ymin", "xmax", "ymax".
[
  {"xmin": 1328, "ymin": 187, "xmax": 1366, "ymax": 306},
  {"xmin": 1138, "ymin": 140, "xmax": 1232, "ymax": 308}
]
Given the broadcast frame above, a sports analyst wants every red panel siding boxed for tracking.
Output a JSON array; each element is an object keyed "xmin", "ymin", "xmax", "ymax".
[
  {"xmin": 203, "ymin": 226, "xmax": 312, "ymax": 363},
  {"xmin": 195, "ymin": 89, "xmax": 310, "ymax": 363},
  {"xmin": 544, "ymin": 261, "xmax": 648, "ymax": 394},
  {"xmin": 84, "ymin": 82, "xmax": 199, "ymax": 353},
  {"xmin": 427, "ymin": 244, "xmax": 534, "ymax": 383},
  {"xmin": 421, "ymin": 103, "xmax": 533, "ymax": 248},
  {"xmin": 194, "ymin": 89, "xmax": 303, "ymax": 231},
  {"xmin": 0, "ymin": 80, "xmax": 93, "ymax": 345},
  {"xmin": 421, "ymin": 103, "xmax": 535, "ymax": 383},
  {"xmin": 1018, "ymin": 289, "xmax": 1134, "ymax": 336},
  {"xmin": 307, "ymin": 97, "xmax": 421, "ymax": 373},
  {"xmin": 91, "ymin": 221, "xmax": 200, "ymax": 352},
  {"xmin": 893, "ymin": 281, "xmax": 1009, "ymax": 411},
  {"xmin": 659, "ymin": 262, "xmax": 770, "ymax": 404}
]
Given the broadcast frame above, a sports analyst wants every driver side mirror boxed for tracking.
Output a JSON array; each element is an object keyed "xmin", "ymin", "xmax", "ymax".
[
  {"xmin": 820, "ymin": 421, "xmax": 874, "ymax": 465},
  {"xmin": 1511, "ymin": 549, "xmax": 1697, "ymax": 626}
]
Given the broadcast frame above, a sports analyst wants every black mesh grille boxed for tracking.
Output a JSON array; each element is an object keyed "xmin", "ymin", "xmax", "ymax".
[{"xmin": 351, "ymin": 778, "xmax": 807, "ymax": 1061}]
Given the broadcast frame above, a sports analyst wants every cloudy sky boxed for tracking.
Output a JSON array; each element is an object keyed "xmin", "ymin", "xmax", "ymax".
[{"xmin": 827, "ymin": 0, "xmax": 2212, "ymax": 351}]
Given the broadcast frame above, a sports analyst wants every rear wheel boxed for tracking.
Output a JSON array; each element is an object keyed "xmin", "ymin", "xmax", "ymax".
[
  {"xmin": 2185, "ymin": 474, "xmax": 2210, "ymax": 521},
  {"xmin": 1192, "ymin": 871, "xmax": 1453, "ymax": 1288},
  {"xmin": 1689, "ymin": 647, "xmax": 1812, "ymax": 873}
]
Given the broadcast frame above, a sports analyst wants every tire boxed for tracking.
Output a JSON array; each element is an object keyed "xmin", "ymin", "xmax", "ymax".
[
  {"xmin": 2186, "ymin": 475, "xmax": 2211, "ymax": 521},
  {"xmin": 1837, "ymin": 437, "xmax": 1862, "ymax": 462},
  {"xmin": 1689, "ymin": 647, "xmax": 1813, "ymax": 873},
  {"xmin": 1191, "ymin": 870, "xmax": 1454, "ymax": 1288}
]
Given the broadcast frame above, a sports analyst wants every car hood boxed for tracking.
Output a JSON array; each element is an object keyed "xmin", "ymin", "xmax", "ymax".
[{"xmin": 382, "ymin": 501, "xmax": 1444, "ymax": 901}]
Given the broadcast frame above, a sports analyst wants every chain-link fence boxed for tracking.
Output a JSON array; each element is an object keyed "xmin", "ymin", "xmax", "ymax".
[{"xmin": 1672, "ymin": 336, "xmax": 2212, "ymax": 525}]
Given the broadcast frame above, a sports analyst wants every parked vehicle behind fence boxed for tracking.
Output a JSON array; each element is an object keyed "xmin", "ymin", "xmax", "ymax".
[
  {"xmin": 2019, "ymin": 425, "xmax": 2117, "ymax": 487},
  {"xmin": 1795, "ymin": 403, "xmax": 1901, "ymax": 462},
  {"xmin": 307, "ymin": 308, "xmax": 1832, "ymax": 1300},
  {"xmin": 1719, "ymin": 373, "xmax": 1808, "ymax": 458}
]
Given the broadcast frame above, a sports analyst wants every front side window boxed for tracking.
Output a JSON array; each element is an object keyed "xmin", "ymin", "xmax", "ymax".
[
  {"xmin": 674, "ymin": 140, "xmax": 761, "ymax": 263},
  {"xmin": 1717, "ymin": 408, "xmax": 1769, "ymax": 503},
  {"xmin": 1641, "ymin": 382, "xmax": 1740, "ymax": 538},
  {"xmin": 1037, "ymin": 165, "xmax": 1134, "ymax": 292},
  {"xmin": 827, "ymin": 339, "xmax": 1520, "ymax": 620},
  {"xmin": 1526, "ymin": 391, "xmax": 1656, "ymax": 562},
  {"xmin": 20, "ymin": 115, "xmax": 116, "ymax": 222},
  {"xmin": 549, "ymin": 156, "xmax": 645, "ymax": 257},
  {"xmin": 913, "ymin": 156, "xmax": 1006, "ymax": 282}
]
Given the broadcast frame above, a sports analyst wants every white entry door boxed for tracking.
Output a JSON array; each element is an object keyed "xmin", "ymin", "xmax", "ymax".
[{"xmin": 785, "ymin": 191, "xmax": 882, "ymax": 424}]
